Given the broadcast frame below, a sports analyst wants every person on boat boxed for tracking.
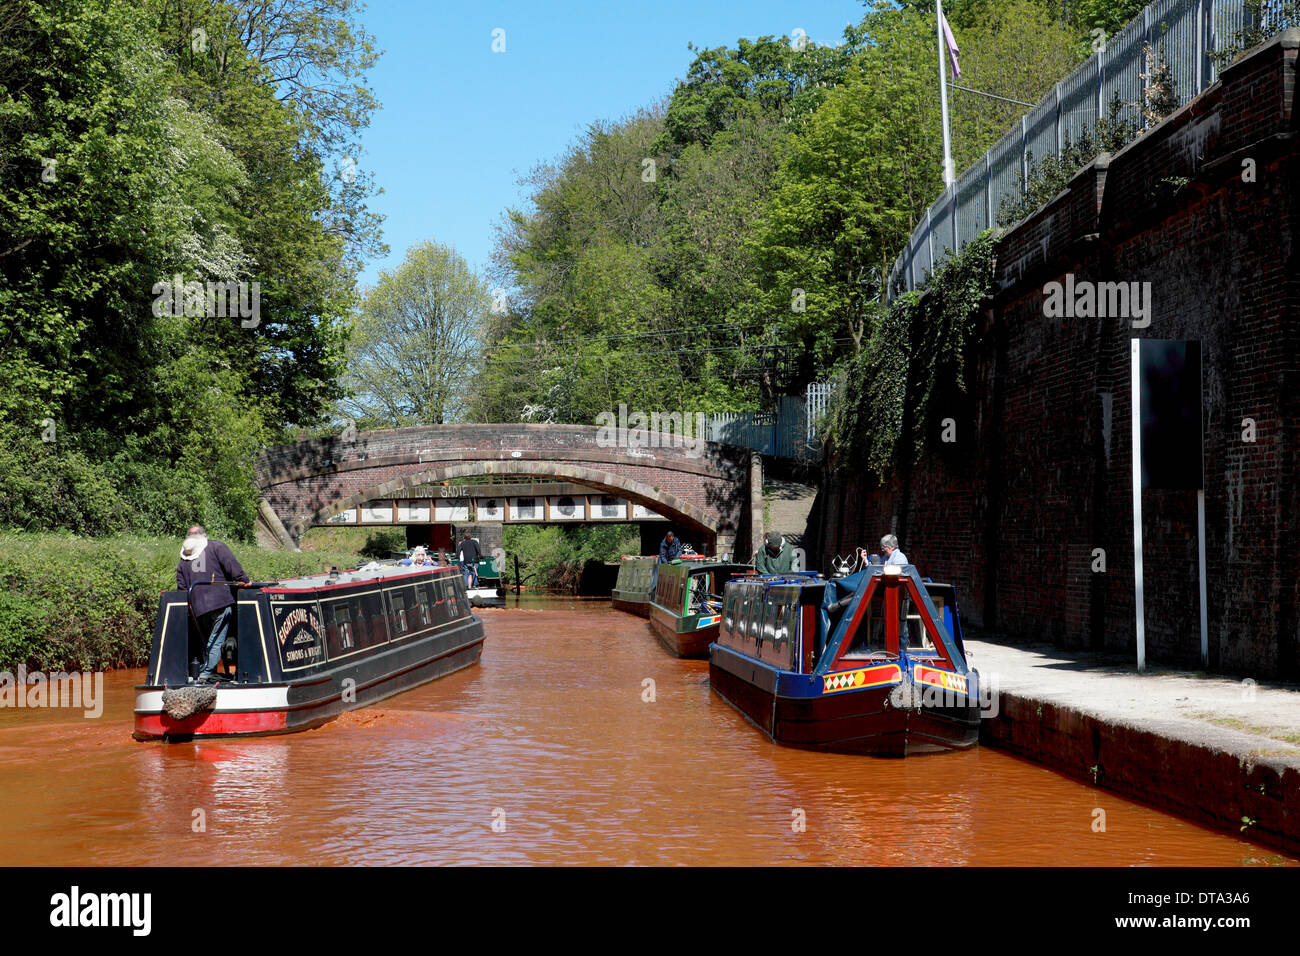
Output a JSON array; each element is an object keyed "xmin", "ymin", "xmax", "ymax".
[
  {"xmin": 456, "ymin": 531, "xmax": 481, "ymax": 587},
  {"xmin": 753, "ymin": 531, "xmax": 794, "ymax": 574},
  {"xmin": 881, "ymin": 534, "xmax": 908, "ymax": 566},
  {"xmin": 176, "ymin": 525, "xmax": 249, "ymax": 684},
  {"xmin": 659, "ymin": 531, "xmax": 683, "ymax": 564}
]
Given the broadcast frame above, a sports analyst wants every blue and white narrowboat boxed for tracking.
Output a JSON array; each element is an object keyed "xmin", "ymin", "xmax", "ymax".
[{"xmin": 709, "ymin": 565, "xmax": 980, "ymax": 756}]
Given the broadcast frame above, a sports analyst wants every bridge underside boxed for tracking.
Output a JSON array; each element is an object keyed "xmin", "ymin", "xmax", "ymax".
[
  {"xmin": 256, "ymin": 424, "xmax": 761, "ymax": 559},
  {"xmin": 260, "ymin": 459, "xmax": 752, "ymax": 559}
]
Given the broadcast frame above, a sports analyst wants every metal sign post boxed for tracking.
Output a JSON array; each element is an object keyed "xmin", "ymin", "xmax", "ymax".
[
  {"xmin": 1197, "ymin": 352, "xmax": 1208, "ymax": 667},
  {"xmin": 1130, "ymin": 340, "xmax": 1146, "ymax": 672}
]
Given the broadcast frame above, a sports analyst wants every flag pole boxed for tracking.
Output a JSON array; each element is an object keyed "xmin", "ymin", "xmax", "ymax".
[{"xmin": 936, "ymin": 0, "xmax": 955, "ymax": 187}]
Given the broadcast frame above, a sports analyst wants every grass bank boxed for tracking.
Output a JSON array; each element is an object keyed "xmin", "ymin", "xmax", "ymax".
[{"xmin": 0, "ymin": 532, "xmax": 366, "ymax": 672}]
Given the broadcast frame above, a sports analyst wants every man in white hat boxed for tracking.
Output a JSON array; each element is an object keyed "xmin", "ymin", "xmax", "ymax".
[{"xmin": 177, "ymin": 525, "xmax": 250, "ymax": 683}]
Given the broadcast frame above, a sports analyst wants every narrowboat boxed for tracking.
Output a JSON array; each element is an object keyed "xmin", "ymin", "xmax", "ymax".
[
  {"xmin": 466, "ymin": 554, "xmax": 506, "ymax": 608},
  {"xmin": 708, "ymin": 565, "xmax": 980, "ymax": 756},
  {"xmin": 133, "ymin": 564, "xmax": 485, "ymax": 741},
  {"xmin": 648, "ymin": 557, "xmax": 752, "ymax": 658},
  {"xmin": 610, "ymin": 555, "xmax": 658, "ymax": 617}
]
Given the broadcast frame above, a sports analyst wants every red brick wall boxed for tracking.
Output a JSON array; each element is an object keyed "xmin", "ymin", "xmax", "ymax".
[{"xmin": 814, "ymin": 31, "xmax": 1300, "ymax": 678}]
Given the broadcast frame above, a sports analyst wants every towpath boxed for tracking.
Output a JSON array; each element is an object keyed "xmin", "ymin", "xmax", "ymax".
[{"xmin": 968, "ymin": 637, "xmax": 1300, "ymax": 855}]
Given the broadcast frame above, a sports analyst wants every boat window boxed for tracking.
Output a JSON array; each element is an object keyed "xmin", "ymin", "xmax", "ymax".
[
  {"xmin": 392, "ymin": 593, "xmax": 408, "ymax": 634},
  {"xmin": 413, "ymin": 584, "xmax": 432, "ymax": 626},
  {"xmin": 843, "ymin": 588, "xmax": 890, "ymax": 658},
  {"xmin": 753, "ymin": 593, "xmax": 793, "ymax": 668},
  {"xmin": 744, "ymin": 590, "xmax": 761, "ymax": 655},
  {"xmin": 762, "ymin": 596, "xmax": 779, "ymax": 645},
  {"xmin": 444, "ymin": 576, "xmax": 462, "ymax": 619},
  {"xmin": 787, "ymin": 602, "xmax": 802, "ymax": 669},
  {"xmin": 359, "ymin": 591, "xmax": 388, "ymax": 646},
  {"xmin": 332, "ymin": 603, "xmax": 354, "ymax": 653},
  {"xmin": 904, "ymin": 594, "xmax": 938, "ymax": 654},
  {"xmin": 723, "ymin": 588, "xmax": 737, "ymax": 633},
  {"xmin": 429, "ymin": 577, "xmax": 449, "ymax": 626}
]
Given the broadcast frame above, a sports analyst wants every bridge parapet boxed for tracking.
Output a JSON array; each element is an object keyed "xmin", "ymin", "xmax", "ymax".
[{"xmin": 256, "ymin": 424, "xmax": 760, "ymax": 557}]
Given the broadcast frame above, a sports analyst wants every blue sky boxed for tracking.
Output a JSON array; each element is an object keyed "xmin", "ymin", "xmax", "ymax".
[{"xmin": 355, "ymin": 0, "xmax": 870, "ymax": 288}]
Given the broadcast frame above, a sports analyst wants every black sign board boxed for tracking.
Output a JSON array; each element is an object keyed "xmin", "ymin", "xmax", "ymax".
[{"xmin": 1138, "ymin": 340, "xmax": 1203, "ymax": 490}]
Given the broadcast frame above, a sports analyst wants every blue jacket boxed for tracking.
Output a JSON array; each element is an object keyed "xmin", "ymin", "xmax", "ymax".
[
  {"xmin": 177, "ymin": 540, "xmax": 249, "ymax": 618},
  {"xmin": 659, "ymin": 536, "xmax": 682, "ymax": 563}
]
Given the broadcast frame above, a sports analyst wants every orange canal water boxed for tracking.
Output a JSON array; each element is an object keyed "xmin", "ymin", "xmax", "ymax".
[{"xmin": 0, "ymin": 600, "xmax": 1291, "ymax": 866}]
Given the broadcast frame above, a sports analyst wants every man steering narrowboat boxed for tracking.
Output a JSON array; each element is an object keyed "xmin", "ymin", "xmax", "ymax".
[
  {"xmin": 176, "ymin": 525, "xmax": 249, "ymax": 684},
  {"xmin": 659, "ymin": 531, "xmax": 683, "ymax": 564}
]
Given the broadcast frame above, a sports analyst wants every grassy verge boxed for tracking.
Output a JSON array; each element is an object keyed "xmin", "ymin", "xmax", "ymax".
[{"xmin": 0, "ymin": 532, "xmax": 367, "ymax": 672}]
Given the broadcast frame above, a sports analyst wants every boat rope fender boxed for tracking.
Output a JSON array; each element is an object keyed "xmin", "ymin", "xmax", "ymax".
[{"xmin": 161, "ymin": 685, "xmax": 218, "ymax": 720}]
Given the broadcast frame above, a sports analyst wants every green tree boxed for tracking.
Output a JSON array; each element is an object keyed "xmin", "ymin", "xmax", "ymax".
[
  {"xmin": 0, "ymin": 0, "xmax": 378, "ymax": 539},
  {"xmin": 343, "ymin": 241, "xmax": 490, "ymax": 427},
  {"xmin": 750, "ymin": 0, "xmax": 1080, "ymax": 385}
]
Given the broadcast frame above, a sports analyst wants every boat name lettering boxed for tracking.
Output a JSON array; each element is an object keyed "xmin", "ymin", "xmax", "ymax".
[{"xmin": 276, "ymin": 607, "xmax": 324, "ymax": 648}]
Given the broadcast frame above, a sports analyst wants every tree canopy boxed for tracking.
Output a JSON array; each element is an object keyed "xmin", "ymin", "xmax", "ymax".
[{"xmin": 0, "ymin": 0, "xmax": 382, "ymax": 539}]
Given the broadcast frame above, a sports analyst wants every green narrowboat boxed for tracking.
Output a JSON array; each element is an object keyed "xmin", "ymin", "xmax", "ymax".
[
  {"xmin": 611, "ymin": 555, "xmax": 658, "ymax": 617},
  {"xmin": 648, "ymin": 557, "xmax": 751, "ymax": 658}
]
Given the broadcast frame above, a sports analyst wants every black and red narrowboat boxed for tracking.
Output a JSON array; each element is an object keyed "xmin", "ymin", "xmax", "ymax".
[
  {"xmin": 133, "ymin": 564, "xmax": 485, "ymax": 741},
  {"xmin": 708, "ymin": 565, "xmax": 981, "ymax": 756},
  {"xmin": 648, "ymin": 557, "xmax": 751, "ymax": 658},
  {"xmin": 610, "ymin": 555, "xmax": 658, "ymax": 617}
]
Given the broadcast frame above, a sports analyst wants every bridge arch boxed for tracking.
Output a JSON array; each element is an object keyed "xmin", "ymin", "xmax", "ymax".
[
  {"xmin": 256, "ymin": 423, "xmax": 759, "ymax": 557},
  {"xmin": 295, "ymin": 460, "xmax": 718, "ymax": 544}
]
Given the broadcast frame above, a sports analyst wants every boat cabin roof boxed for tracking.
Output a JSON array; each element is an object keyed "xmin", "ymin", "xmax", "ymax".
[{"xmin": 262, "ymin": 564, "xmax": 457, "ymax": 593}]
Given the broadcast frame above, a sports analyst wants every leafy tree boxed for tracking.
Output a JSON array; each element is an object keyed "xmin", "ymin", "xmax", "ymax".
[
  {"xmin": 1071, "ymin": 0, "xmax": 1150, "ymax": 40},
  {"xmin": 142, "ymin": 0, "xmax": 381, "ymax": 431},
  {"xmin": 342, "ymin": 241, "xmax": 490, "ymax": 427},
  {"xmin": 0, "ymin": 0, "xmax": 247, "ymax": 426},
  {"xmin": 751, "ymin": 0, "xmax": 1078, "ymax": 384},
  {"xmin": 477, "ymin": 109, "xmax": 688, "ymax": 424},
  {"xmin": 654, "ymin": 30, "xmax": 864, "ymax": 156},
  {"xmin": 0, "ymin": 0, "xmax": 380, "ymax": 539}
]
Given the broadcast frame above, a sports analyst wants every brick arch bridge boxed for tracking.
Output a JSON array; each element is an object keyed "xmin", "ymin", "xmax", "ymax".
[{"xmin": 254, "ymin": 424, "xmax": 762, "ymax": 556}]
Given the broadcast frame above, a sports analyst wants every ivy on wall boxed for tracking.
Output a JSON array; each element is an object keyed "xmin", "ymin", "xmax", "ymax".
[{"xmin": 824, "ymin": 229, "xmax": 997, "ymax": 482}]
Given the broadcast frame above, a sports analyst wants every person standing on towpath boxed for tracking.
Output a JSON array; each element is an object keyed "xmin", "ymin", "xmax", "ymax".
[{"xmin": 177, "ymin": 525, "xmax": 249, "ymax": 683}]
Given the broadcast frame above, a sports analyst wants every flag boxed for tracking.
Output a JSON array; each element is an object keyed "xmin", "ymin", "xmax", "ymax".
[{"xmin": 939, "ymin": 5, "xmax": 961, "ymax": 80}]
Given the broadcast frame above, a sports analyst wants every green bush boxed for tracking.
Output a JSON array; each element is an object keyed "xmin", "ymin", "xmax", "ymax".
[
  {"xmin": 361, "ymin": 528, "xmax": 406, "ymax": 558},
  {"xmin": 503, "ymin": 524, "xmax": 639, "ymax": 591},
  {"xmin": 0, "ymin": 532, "xmax": 369, "ymax": 672}
]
